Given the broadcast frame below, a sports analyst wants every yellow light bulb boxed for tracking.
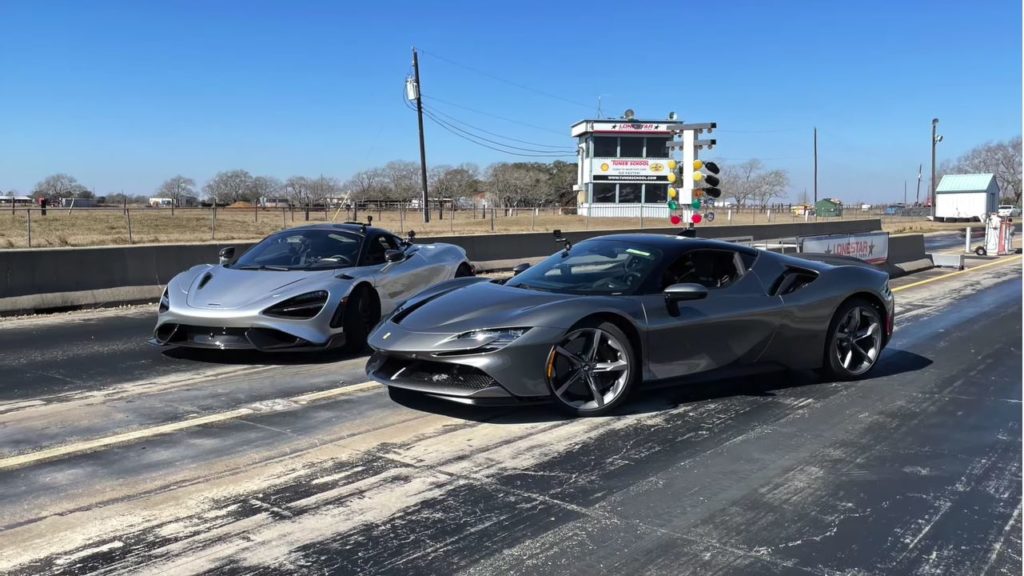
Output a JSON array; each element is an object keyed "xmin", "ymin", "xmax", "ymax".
[
  {"xmin": 693, "ymin": 160, "xmax": 703, "ymax": 170},
  {"xmin": 669, "ymin": 189, "xmax": 677, "ymax": 198},
  {"xmin": 693, "ymin": 172, "xmax": 704, "ymax": 182},
  {"xmin": 667, "ymin": 173, "xmax": 676, "ymax": 183},
  {"xmin": 667, "ymin": 160, "xmax": 677, "ymax": 170}
]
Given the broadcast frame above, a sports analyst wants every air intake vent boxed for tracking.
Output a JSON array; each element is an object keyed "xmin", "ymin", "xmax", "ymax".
[{"xmin": 197, "ymin": 272, "xmax": 213, "ymax": 290}]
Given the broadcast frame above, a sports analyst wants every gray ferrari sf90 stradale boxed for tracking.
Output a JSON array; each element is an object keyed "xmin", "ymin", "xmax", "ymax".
[
  {"xmin": 366, "ymin": 233, "xmax": 894, "ymax": 416},
  {"xmin": 152, "ymin": 223, "xmax": 472, "ymax": 352}
]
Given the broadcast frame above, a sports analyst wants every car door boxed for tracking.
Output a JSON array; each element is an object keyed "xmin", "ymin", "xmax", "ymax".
[
  {"xmin": 641, "ymin": 248, "xmax": 784, "ymax": 381},
  {"xmin": 363, "ymin": 234, "xmax": 439, "ymax": 313}
]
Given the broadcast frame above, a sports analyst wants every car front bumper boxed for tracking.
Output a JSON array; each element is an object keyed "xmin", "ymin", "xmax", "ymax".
[
  {"xmin": 365, "ymin": 323, "xmax": 565, "ymax": 402},
  {"xmin": 152, "ymin": 303, "xmax": 345, "ymax": 352}
]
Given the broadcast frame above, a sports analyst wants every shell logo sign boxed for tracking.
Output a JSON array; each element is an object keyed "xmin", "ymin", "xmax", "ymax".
[{"xmin": 600, "ymin": 163, "xmax": 610, "ymax": 172}]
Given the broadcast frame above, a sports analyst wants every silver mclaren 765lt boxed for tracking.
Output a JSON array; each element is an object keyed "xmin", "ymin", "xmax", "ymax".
[
  {"xmin": 152, "ymin": 223, "xmax": 472, "ymax": 352},
  {"xmin": 366, "ymin": 232, "xmax": 894, "ymax": 416}
]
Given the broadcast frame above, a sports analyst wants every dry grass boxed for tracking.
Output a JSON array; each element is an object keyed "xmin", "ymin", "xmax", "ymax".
[{"xmin": 0, "ymin": 206, "xmax": 961, "ymax": 249}]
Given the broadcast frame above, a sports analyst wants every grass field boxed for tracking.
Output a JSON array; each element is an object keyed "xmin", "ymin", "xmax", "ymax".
[{"xmin": 0, "ymin": 205, "xmax": 967, "ymax": 249}]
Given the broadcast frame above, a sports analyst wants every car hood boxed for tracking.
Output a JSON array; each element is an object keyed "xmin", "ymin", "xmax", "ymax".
[
  {"xmin": 183, "ymin": 266, "xmax": 341, "ymax": 310},
  {"xmin": 394, "ymin": 281, "xmax": 574, "ymax": 333}
]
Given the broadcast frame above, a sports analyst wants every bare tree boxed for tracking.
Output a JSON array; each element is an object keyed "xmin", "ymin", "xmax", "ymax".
[
  {"xmin": 33, "ymin": 173, "xmax": 89, "ymax": 199},
  {"xmin": 720, "ymin": 160, "xmax": 763, "ymax": 207},
  {"xmin": 283, "ymin": 176, "xmax": 311, "ymax": 206},
  {"xmin": 486, "ymin": 163, "xmax": 549, "ymax": 208},
  {"xmin": 346, "ymin": 168, "xmax": 386, "ymax": 204},
  {"xmin": 203, "ymin": 170, "xmax": 254, "ymax": 204},
  {"xmin": 941, "ymin": 136, "xmax": 1022, "ymax": 204},
  {"xmin": 251, "ymin": 176, "xmax": 283, "ymax": 205},
  {"xmin": 382, "ymin": 161, "xmax": 421, "ymax": 202},
  {"xmin": 308, "ymin": 176, "xmax": 343, "ymax": 206},
  {"xmin": 719, "ymin": 159, "xmax": 789, "ymax": 208},
  {"xmin": 157, "ymin": 175, "xmax": 197, "ymax": 210},
  {"xmin": 752, "ymin": 169, "xmax": 790, "ymax": 208},
  {"xmin": 429, "ymin": 164, "xmax": 481, "ymax": 206}
]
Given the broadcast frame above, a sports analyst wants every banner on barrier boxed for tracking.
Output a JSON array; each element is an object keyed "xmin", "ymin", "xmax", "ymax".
[{"xmin": 799, "ymin": 232, "xmax": 889, "ymax": 264}]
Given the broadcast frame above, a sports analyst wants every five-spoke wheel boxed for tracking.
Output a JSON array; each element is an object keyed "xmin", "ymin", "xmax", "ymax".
[
  {"xmin": 546, "ymin": 321, "xmax": 636, "ymax": 416},
  {"xmin": 823, "ymin": 299, "xmax": 883, "ymax": 379}
]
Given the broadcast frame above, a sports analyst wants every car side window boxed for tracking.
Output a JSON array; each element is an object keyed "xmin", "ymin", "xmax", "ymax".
[
  {"xmin": 364, "ymin": 235, "xmax": 392, "ymax": 265},
  {"xmin": 661, "ymin": 249, "xmax": 745, "ymax": 290}
]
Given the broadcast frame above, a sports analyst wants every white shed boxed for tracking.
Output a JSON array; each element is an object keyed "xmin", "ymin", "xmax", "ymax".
[{"xmin": 935, "ymin": 173, "xmax": 999, "ymax": 222}]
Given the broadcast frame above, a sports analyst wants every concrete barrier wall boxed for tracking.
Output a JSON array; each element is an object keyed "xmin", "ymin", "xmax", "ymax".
[
  {"xmin": 0, "ymin": 243, "xmax": 252, "ymax": 300},
  {"xmin": 0, "ymin": 219, "xmax": 882, "ymax": 308},
  {"xmin": 885, "ymin": 234, "xmax": 932, "ymax": 276},
  {"xmin": 426, "ymin": 219, "xmax": 882, "ymax": 262}
]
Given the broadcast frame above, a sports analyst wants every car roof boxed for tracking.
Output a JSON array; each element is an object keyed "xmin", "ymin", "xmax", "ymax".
[
  {"xmin": 283, "ymin": 223, "xmax": 392, "ymax": 236},
  {"xmin": 583, "ymin": 233, "xmax": 758, "ymax": 255}
]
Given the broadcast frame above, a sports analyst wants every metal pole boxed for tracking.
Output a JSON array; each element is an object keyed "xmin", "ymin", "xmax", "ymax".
[
  {"xmin": 965, "ymin": 226, "xmax": 971, "ymax": 253},
  {"xmin": 26, "ymin": 208, "xmax": 31, "ymax": 247},
  {"xmin": 921, "ymin": 162, "xmax": 929, "ymax": 204},
  {"xmin": 282, "ymin": 206, "xmax": 286, "ymax": 228},
  {"xmin": 412, "ymin": 48, "xmax": 430, "ymax": 222},
  {"xmin": 813, "ymin": 127, "xmax": 818, "ymax": 205},
  {"xmin": 931, "ymin": 118, "xmax": 939, "ymax": 219},
  {"xmin": 211, "ymin": 204, "xmax": 217, "ymax": 240},
  {"xmin": 126, "ymin": 207, "xmax": 133, "ymax": 244}
]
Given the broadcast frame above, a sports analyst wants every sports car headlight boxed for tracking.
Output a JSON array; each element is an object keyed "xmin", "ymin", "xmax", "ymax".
[
  {"xmin": 445, "ymin": 328, "xmax": 530, "ymax": 351},
  {"xmin": 263, "ymin": 291, "xmax": 329, "ymax": 319}
]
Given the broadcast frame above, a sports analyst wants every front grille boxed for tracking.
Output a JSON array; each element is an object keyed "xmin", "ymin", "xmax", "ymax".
[{"xmin": 374, "ymin": 356, "xmax": 496, "ymax": 393}]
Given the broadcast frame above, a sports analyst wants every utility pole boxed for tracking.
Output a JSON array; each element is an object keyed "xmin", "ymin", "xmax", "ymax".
[
  {"xmin": 931, "ymin": 118, "xmax": 942, "ymax": 219},
  {"xmin": 412, "ymin": 48, "xmax": 430, "ymax": 223},
  {"xmin": 813, "ymin": 127, "xmax": 818, "ymax": 205},
  {"xmin": 916, "ymin": 164, "xmax": 922, "ymax": 204},
  {"xmin": 904, "ymin": 180, "xmax": 907, "ymax": 206}
]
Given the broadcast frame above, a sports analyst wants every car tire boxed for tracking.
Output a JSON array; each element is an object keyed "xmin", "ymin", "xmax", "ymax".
[
  {"xmin": 455, "ymin": 262, "xmax": 474, "ymax": 277},
  {"xmin": 975, "ymin": 246, "xmax": 987, "ymax": 256},
  {"xmin": 821, "ymin": 298, "xmax": 884, "ymax": 380},
  {"xmin": 343, "ymin": 286, "xmax": 379, "ymax": 352},
  {"xmin": 546, "ymin": 319, "xmax": 637, "ymax": 417}
]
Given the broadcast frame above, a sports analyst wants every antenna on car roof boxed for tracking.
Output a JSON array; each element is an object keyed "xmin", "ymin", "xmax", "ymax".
[
  {"xmin": 362, "ymin": 215, "xmax": 373, "ymax": 233},
  {"xmin": 553, "ymin": 229, "xmax": 572, "ymax": 253}
]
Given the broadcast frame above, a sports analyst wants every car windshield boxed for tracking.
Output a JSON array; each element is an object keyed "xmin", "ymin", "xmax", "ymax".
[
  {"xmin": 231, "ymin": 229, "xmax": 362, "ymax": 270},
  {"xmin": 505, "ymin": 240, "xmax": 662, "ymax": 295}
]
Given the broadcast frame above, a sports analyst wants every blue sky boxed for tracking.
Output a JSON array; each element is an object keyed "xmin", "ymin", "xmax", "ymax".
[{"xmin": 1, "ymin": 0, "xmax": 1020, "ymax": 203}]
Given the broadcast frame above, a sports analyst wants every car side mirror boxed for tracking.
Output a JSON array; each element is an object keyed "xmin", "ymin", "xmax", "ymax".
[
  {"xmin": 385, "ymin": 249, "xmax": 406, "ymax": 263},
  {"xmin": 663, "ymin": 283, "xmax": 708, "ymax": 302},
  {"xmin": 512, "ymin": 263, "xmax": 531, "ymax": 276},
  {"xmin": 218, "ymin": 246, "xmax": 235, "ymax": 266}
]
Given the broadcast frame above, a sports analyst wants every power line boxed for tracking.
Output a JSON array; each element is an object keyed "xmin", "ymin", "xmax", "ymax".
[
  {"xmin": 423, "ymin": 95, "xmax": 569, "ymax": 137},
  {"xmin": 423, "ymin": 104, "xmax": 573, "ymax": 151},
  {"xmin": 417, "ymin": 48, "xmax": 592, "ymax": 110},
  {"xmin": 422, "ymin": 108, "xmax": 574, "ymax": 156},
  {"xmin": 420, "ymin": 108, "xmax": 575, "ymax": 158}
]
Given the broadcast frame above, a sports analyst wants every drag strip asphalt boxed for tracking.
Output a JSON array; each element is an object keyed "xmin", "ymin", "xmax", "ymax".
[{"xmin": 0, "ymin": 259, "xmax": 1019, "ymax": 575}]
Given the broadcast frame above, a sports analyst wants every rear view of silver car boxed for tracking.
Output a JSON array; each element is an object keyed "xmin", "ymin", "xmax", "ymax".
[{"xmin": 152, "ymin": 223, "xmax": 473, "ymax": 352}]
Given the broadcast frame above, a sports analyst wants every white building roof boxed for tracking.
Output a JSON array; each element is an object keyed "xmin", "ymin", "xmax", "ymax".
[{"xmin": 936, "ymin": 173, "xmax": 997, "ymax": 193}]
